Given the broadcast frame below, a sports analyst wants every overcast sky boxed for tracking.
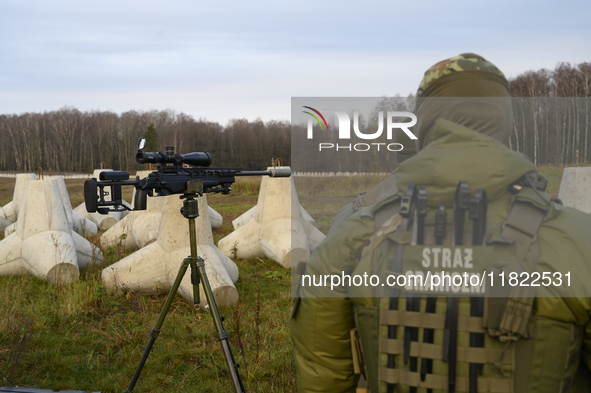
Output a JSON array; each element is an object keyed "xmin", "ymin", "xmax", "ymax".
[{"xmin": 1, "ymin": 0, "xmax": 589, "ymax": 125}]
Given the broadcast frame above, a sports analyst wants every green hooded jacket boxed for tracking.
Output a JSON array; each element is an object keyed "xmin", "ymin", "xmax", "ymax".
[{"xmin": 290, "ymin": 119, "xmax": 591, "ymax": 392}]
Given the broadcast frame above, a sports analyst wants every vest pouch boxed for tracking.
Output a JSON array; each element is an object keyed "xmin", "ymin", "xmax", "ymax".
[
  {"xmin": 353, "ymin": 305, "xmax": 380, "ymax": 393},
  {"xmin": 483, "ymin": 264, "xmax": 535, "ymax": 339},
  {"xmin": 290, "ymin": 296, "xmax": 301, "ymax": 320}
]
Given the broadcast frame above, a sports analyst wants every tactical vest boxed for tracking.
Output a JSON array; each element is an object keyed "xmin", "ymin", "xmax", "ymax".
[
  {"xmin": 349, "ymin": 176, "xmax": 588, "ymax": 393},
  {"xmin": 328, "ymin": 172, "xmax": 398, "ymax": 234}
]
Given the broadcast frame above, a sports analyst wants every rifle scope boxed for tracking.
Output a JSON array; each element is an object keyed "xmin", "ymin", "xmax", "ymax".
[{"xmin": 136, "ymin": 146, "xmax": 212, "ymax": 167}]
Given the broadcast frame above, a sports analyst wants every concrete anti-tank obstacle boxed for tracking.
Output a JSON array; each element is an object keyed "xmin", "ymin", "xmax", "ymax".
[
  {"xmin": 54, "ymin": 175, "xmax": 98, "ymax": 235},
  {"xmin": 558, "ymin": 167, "xmax": 591, "ymax": 214},
  {"xmin": 99, "ymin": 201, "xmax": 223, "ymax": 250},
  {"xmin": 218, "ymin": 166, "xmax": 325, "ymax": 269},
  {"xmin": 73, "ymin": 169, "xmax": 132, "ymax": 230},
  {"xmin": 232, "ymin": 204, "xmax": 318, "ymax": 231},
  {"xmin": 0, "ymin": 216, "xmax": 10, "ymax": 234},
  {"xmin": 100, "ymin": 170, "xmax": 224, "ymax": 250},
  {"xmin": 0, "ymin": 173, "xmax": 37, "ymax": 223},
  {"xmin": 0, "ymin": 178, "xmax": 102, "ymax": 284},
  {"xmin": 101, "ymin": 192, "xmax": 239, "ymax": 307},
  {"xmin": 99, "ymin": 189, "xmax": 164, "ymax": 250},
  {"xmin": 208, "ymin": 206, "xmax": 223, "ymax": 229},
  {"xmin": 4, "ymin": 175, "xmax": 98, "ymax": 237},
  {"xmin": 99, "ymin": 170, "xmax": 165, "ymax": 250}
]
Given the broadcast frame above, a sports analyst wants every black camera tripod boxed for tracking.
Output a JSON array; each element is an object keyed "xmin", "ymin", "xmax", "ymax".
[{"xmin": 125, "ymin": 181, "xmax": 245, "ymax": 393}]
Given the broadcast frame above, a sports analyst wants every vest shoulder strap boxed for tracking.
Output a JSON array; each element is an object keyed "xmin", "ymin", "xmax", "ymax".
[{"xmin": 500, "ymin": 187, "xmax": 556, "ymax": 263}]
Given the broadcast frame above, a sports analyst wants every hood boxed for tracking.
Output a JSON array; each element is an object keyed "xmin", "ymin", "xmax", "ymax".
[
  {"xmin": 396, "ymin": 119, "xmax": 536, "ymax": 206},
  {"xmin": 414, "ymin": 87, "xmax": 513, "ymax": 151}
]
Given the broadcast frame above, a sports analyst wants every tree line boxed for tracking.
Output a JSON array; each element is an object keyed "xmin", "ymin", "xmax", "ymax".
[
  {"xmin": 292, "ymin": 61, "xmax": 591, "ymax": 172},
  {"xmin": 0, "ymin": 108, "xmax": 290, "ymax": 172},
  {"xmin": 509, "ymin": 62, "xmax": 591, "ymax": 165},
  {"xmin": 0, "ymin": 61, "xmax": 589, "ymax": 173}
]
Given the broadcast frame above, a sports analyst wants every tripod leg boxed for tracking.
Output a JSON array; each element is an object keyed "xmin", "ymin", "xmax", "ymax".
[
  {"xmin": 183, "ymin": 196, "xmax": 245, "ymax": 392},
  {"xmin": 124, "ymin": 258, "xmax": 191, "ymax": 393},
  {"xmin": 195, "ymin": 256, "xmax": 246, "ymax": 393}
]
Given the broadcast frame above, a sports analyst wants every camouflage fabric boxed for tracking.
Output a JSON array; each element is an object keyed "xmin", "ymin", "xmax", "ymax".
[
  {"xmin": 416, "ymin": 53, "xmax": 509, "ymax": 97},
  {"xmin": 291, "ymin": 119, "xmax": 591, "ymax": 392},
  {"xmin": 328, "ymin": 54, "xmax": 511, "ymax": 233}
]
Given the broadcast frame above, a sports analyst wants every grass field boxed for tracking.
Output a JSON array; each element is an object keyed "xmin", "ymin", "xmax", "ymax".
[
  {"xmin": 0, "ymin": 174, "xmax": 379, "ymax": 393},
  {"xmin": 0, "ymin": 165, "xmax": 570, "ymax": 392}
]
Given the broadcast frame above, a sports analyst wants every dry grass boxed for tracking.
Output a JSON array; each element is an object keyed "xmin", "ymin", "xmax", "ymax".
[
  {"xmin": 0, "ymin": 181, "xmax": 294, "ymax": 392},
  {"xmin": 0, "ymin": 165, "xmax": 572, "ymax": 391},
  {"xmin": 294, "ymin": 174, "xmax": 390, "ymax": 197},
  {"xmin": 536, "ymin": 164, "xmax": 567, "ymax": 197}
]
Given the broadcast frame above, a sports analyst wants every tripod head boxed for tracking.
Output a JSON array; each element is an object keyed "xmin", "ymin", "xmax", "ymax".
[{"xmin": 84, "ymin": 138, "xmax": 291, "ymax": 214}]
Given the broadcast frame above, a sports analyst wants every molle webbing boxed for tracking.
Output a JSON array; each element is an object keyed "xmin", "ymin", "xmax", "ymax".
[
  {"xmin": 372, "ymin": 184, "xmax": 554, "ymax": 393},
  {"xmin": 379, "ymin": 368, "xmax": 512, "ymax": 393},
  {"xmin": 380, "ymin": 309, "xmax": 485, "ymax": 334},
  {"xmin": 379, "ymin": 338, "xmax": 513, "ymax": 365}
]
